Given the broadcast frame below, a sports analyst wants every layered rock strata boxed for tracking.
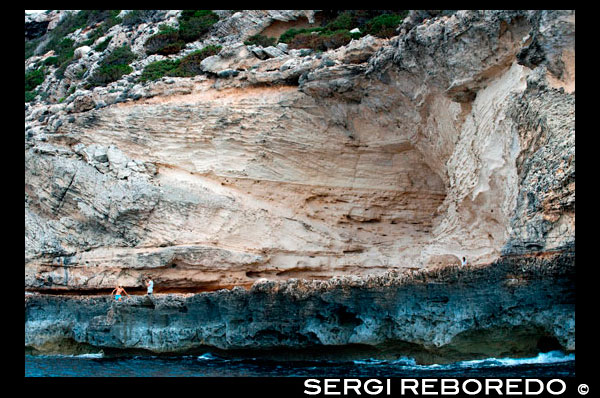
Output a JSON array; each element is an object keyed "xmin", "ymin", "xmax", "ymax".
[
  {"xmin": 25, "ymin": 251, "xmax": 574, "ymax": 363},
  {"xmin": 25, "ymin": 10, "xmax": 575, "ymax": 358},
  {"xmin": 25, "ymin": 10, "xmax": 574, "ymax": 293}
]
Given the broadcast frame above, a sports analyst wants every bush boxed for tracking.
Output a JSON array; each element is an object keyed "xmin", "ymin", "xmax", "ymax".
[
  {"xmin": 88, "ymin": 44, "xmax": 136, "ymax": 87},
  {"xmin": 365, "ymin": 13, "xmax": 406, "ymax": 38},
  {"xmin": 94, "ymin": 36, "xmax": 112, "ymax": 52},
  {"xmin": 122, "ymin": 9, "xmax": 156, "ymax": 26},
  {"xmin": 279, "ymin": 27, "xmax": 324, "ymax": 44},
  {"xmin": 174, "ymin": 45, "xmax": 221, "ymax": 76},
  {"xmin": 288, "ymin": 30, "xmax": 351, "ymax": 52},
  {"xmin": 76, "ymin": 67, "xmax": 88, "ymax": 79},
  {"xmin": 138, "ymin": 45, "xmax": 222, "ymax": 82},
  {"xmin": 157, "ymin": 24, "xmax": 178, "ymax": 34},
  {"xmin": 88, "ymin": 64, "xmax": 133, "ymax": 87},
  {"xmin": 244, "ymin": 34, "xmax": 276, "ymax": 47},
  {"xmin": 25, "ymin": 90, "xmax": 37, "ymax": 103},
  {"xmin": 41, "ymin": 35, "xmax": 75, "ymax": 78},
  {"xmin": 25, "ymin": 67, "xmax": 45, "ymax": 103},
  {"xmin": 325, "ymin": 12, "xmax": 354, "ymax": 31},
  {"xmin": 145, "ymin": 32, "xmax": 185, "ymax": 55},
  {"xmin": 139, "ymin": 59, "xmax": 181, "ymax": 82},
  {"xmin": 25, "ymin": 68, "xmax": 45, "ymax": 91},
  {"xmin": 43, "ymin": 56, "xmax": 60, "ymax": 66},
  {"xmin": 178, "ymin": 18, "xmax": 215, "ymax": 42},
  {"xmin": 102, "ymin": 44, "xmax": 136, "ymax": 66},
  {"xmin": 280, "ymin": 11, "xmax": 408, "ymax": 52},
  {"xmin": 52, "ymin": 38, "xmax": 75, "ymax": 65},
  {"xmin": 144, "ymin": 10, "xmax": 219, "ymax": 55}
]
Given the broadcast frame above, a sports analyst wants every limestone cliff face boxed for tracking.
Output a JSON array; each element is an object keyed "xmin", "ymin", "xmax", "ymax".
[
  {"xmin": 25, "ymin": 10, "xmax": 574, "ymax": 293},
  {"xmin": 25, "ymin": 251, "xmax": 574, "ymax": 361},
  {"xmin": 25, "ymin": 9, "xmax": 575, "ymax": 359}
]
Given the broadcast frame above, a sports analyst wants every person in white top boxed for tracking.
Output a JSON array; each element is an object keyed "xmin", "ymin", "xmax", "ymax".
[
  {"xmin": 461, "ymin": 257, "xmax": 467, "ymax": 267},
  {"xmin": 145, "ymin": 278, "xmax": 154, "ymax": 295}
]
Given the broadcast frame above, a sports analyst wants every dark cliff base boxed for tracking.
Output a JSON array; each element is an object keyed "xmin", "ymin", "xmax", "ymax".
[{"xmin": 25, "ymin": 250, "xmax": 574, "ymax": 365}]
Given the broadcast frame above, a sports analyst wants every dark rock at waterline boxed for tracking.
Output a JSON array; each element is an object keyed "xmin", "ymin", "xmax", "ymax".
[{"xmin": 25, "ymin": 250, "xmax": 574, "ymax": 364}]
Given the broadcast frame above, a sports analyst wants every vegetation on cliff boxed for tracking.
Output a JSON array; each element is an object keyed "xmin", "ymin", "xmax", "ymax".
[
  {"xmin": 25, "ymin": 67, "xmax": 45, "ymax": 102},
  {"xmin": 87, "ymin": 44, "xmax": 136, "ymax": 87},
  {"xmin": 144, "ymin": 10, "xmax": 219, "ymax": 55},
  {"xmin": 280, "ymin": 10, "xmax": 408, "ymax": 51},
  {"xmin": 139, "ymin": 45, "xmax": 222, "ymax": 82},
  {"xmin": 27, "ymin": 10, "xmax": 122, "ymax": 78}
]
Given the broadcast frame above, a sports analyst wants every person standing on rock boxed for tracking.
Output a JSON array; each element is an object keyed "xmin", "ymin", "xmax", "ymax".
[
  {"xmin": 145, "ymin": 278, "xmax": 154, "ymax": 296},
  {"xmin": 111, "ymin": 284, "xmax": 130, "ymax": 302},
  {"xmin": 461, "ymin": 257, "xmax": 467, "ymax": 267}
]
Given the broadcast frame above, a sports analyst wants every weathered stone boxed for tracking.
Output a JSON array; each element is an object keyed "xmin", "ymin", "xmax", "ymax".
[
  {"xmin": 25, "ymin": 252, "xmax": 575, "ymax": 361},
  {"xmin": 71, "ymin": 95, "xmax": 95, "ymax": 113},
  {"xmin": 262, "ymin": 45, "xmax": 285, "ymax": 58},
  {"xmin": 276, "ymin": 42, "xmax": 288, "ymax": 53},
  {"xmin": 25, "ymin": 10, "xmax": 575, "ymax": 358},
  {"xmin": 74, "ymin": 46, "xmax": 92, "ymax": 59}
]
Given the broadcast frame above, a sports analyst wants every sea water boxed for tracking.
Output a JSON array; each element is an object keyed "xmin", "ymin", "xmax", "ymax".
[{"xmin": 25, "ymin": 350, "xmax": 574, "ymax": 377}]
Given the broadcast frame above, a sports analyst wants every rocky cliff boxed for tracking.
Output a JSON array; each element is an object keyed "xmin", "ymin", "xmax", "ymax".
[
  {"xmin": 25, "ymin": 10, "xmax": 575, "ymax": 358},
  {"xmin": 25, "ymin": 250, "xmax": 574, "ymax": 362}
]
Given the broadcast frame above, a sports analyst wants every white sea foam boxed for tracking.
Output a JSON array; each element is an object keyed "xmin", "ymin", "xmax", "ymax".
[
  {"xmin": 34, "ymin": 352, "xmax": 104, "ymax": 359},
  {"xmin": 353, "ymin": 358, "xmax": 388, "ymax": 365},
  {"xmin": 457, "ymin": 350, "xmax": 575, "ymax": 368},
  {"xmin": 390, "ymin": 356, "xmax": 418, "ymax": 366},
  {"xmin": 74, "ymin": 352, "xmax": 104, "ymax": 359},
  {"xmin": 197, "ymin": 352, "xmax": 228, "ymax": 361},
  {"xmin": 350, "ymin": 351, "xmax": 573, "ymax": 369}
]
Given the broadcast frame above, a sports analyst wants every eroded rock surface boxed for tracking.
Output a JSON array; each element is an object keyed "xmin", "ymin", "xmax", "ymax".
[
  {"xmin": 25, "ymin": 10, "xmax": 574, "ymax": 293},
  {"xmin": 25, "ymin": 251, "xmax": 574, "ymax": 362},
  {"xmin": 25, "ymin": 10, "xmax": 575, "ymax": 357}
]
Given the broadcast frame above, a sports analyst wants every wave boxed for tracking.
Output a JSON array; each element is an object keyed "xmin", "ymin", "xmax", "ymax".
[
  {"xmin": 197, "ymin": 352, "xmax": 230, "ymax": 362},
  {"xmin": 29, "ymin": 352, "xmax": 104, "ymax": 359},
  {"xmin": 354, "ymin": 357, "xmax": 417, "ymax": 366},
  {"xmin": 456, "ymin": 350, "xmax": 575, "ymax": 368},
  {"xmin": 350, "ymin": 351, "xmax": 573, "ymax": 369}
]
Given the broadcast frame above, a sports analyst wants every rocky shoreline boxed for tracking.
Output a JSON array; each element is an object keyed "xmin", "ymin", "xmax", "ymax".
[{"xmin": 25, "ymin": 248, "xmax": 574, "ymax": 364}]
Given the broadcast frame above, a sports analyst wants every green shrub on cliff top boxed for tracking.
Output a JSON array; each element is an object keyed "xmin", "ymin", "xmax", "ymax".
[
  {"xmin": 25, "ymin": 67, "xmax": 45, "ymax": 92},
  {"xmin": 288, "ymin": 29, "xmax": 352, "ymax": 52},
  {"xmin": 139, "ymin": 45, "xmax": 222, "ymax": 82},
  {"xmin": 244, "ymin": 34, "xmax": 276, "ymax": 47},
  {"xmin": 144, "ymin": 10, "xmax": 219, "ymax": 56},
  {"xmin": 94, "ymin": 36, "xmax": 112, "ymax": 53},
  {"xmin": 178, "ymin": 10, "xmax": 219, "ymax": 42},
  {"xmin": 278, "ymin": 10, "xmax": 408, "ymax": 51},
  {"xmin": 278, "ymin": 27, "xmax": 324, "ymax": 44},
  {"xmin": 325, "ymin": 12, "xmax": 354, "ymax": 31},
  {"xmin": 365, "ymin": 13, "xmax": 407, "ymax": 38},
  {"xmin": 25, "ymin": 67, "xmax": 46, "ymax": 103},
  {"xmin": 25, "ymin": 90, "xmax": 37, "ymax": 103},
  {"xmin": 101, "ymin": 44, "xmax": 136, "ymax": 66},
  {"xmin": 139, "ymin": 59, "xmax": 181, "ymax": 82},
  {"xmin": 145, "ymin": 32, "xmax": 185, "ymax": 55},
  {"xmin": 87, "ymin": 44, "xmax": 136, "ymax": 87},
  {"xmin": 173, "ymin": 45, "xmax": 221, "ymax": 76}
]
